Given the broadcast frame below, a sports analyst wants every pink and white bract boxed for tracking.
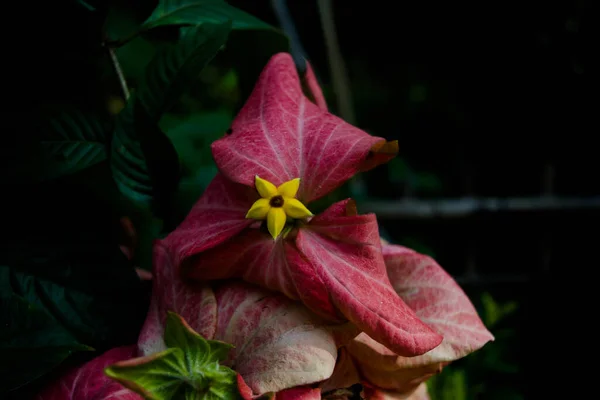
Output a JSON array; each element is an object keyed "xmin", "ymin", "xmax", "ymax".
[
  {"xmin": 35, "ymin": 53, "xmax": 493, "ymax": 400},
  {"xmin": 161, "ymin": 53, "xmax": 443, "ymax": 358}
]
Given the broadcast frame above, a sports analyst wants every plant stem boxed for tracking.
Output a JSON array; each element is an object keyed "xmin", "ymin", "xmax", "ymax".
[
  {"xmin": 316, "ymin": 0, "xmax": 356, "ymax": 124},
  {"xmin": 108, "ymin": 46, "xmax": 130, "ymax": 100},
  {"xmin": 271, "ymin": 0, "xmax": 308, "ymax": 71}
]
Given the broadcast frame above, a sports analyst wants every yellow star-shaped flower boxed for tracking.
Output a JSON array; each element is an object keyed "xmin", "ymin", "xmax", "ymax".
[{"xmin": 246, "ymin": 176, "xmax": 313, "ymax": 239}]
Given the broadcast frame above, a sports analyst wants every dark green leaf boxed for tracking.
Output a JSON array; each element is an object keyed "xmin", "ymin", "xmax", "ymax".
[
  {"xmin": 160, "ymin": 110, "xmax": 233, "ymax": 174},
  {"xmin": 138, "ymin": 22, "xmax": 232, "ymax": 119},
  {"xmin": 110, "ymin": 104, "xmax": 154, "ymax": 205},
  {"xmin": 142, "ymin": 0, "xmax": 274, "ymax": 31},
  {"xmin": 110, "ymin": 100, "xmax": 182, "ymax": 217},
  {"xmin": 159, "ymin": 109, "xmax": 233, "ymax": 227},
  {"xmin": 3, "ymin": 109, "xmax": 110, "ymax": 183},
  {"xmin": 0, "ymin": 239, "xmax": 148, "ymax": 351},
  {"xmin": 0, "ymin": 295, "xmax": 91, "ymax": 393},
  {"xmin": 110, "ymin": 22, "xmax": 230, "ymax": 211},
  {"xmin": 106, "ymin": 312, "xmax": 239, "ymax": 400}
]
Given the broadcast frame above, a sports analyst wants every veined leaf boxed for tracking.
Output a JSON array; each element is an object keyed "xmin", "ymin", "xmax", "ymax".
[
  {"xmin": 107, "ymin": 312, "xmax": 239, "ymax": 400},
  {"xmin": 40, "ymin": 110, "xmax": 108, "ymax": 178},
  {"xmin": 138, "ymin": 21, "xmax": 232, "ymax": 119},
  {"xmin": 34, "ymin": 346, "xmax": 141, "ymax": 400},
  {"xmin": 0, "ymin": 236, "xmax": 149, "ymax": 358},
  {"xmin": 142, "ymin": 0, "xmax": 273, "ymax": 31},
  {"xmin": 0, "ymin": 295, "xmax": 91, "ymax": 393},
  {"xmin": 110, "ymin": 22, "xmax": 229, "ymax": 209},
  {"xmin": 111, "ymin": 103, "xmax": 153, "ymax": 205},
  {"xmin": 4, "ymin": 109, "xmax": 110, "ymax": 183}
]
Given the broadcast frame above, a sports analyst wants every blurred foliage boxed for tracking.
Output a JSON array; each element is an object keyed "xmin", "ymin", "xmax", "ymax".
[
  {"xmin": 427, "ymin": 292, "xmax": 522, "ymax": 400},
  {"xmin": 1, "ymin": 0, "xmax": 288, "ymax": 397}
]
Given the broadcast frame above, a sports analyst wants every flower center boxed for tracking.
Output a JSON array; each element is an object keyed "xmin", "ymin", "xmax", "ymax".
[
  {"xmin": 269, "ymin": 195, "xmax": 284, "ymax": 207},
  {"xmin": 245, "ymin": 176, "xmax": 313, "ymax": 240}
]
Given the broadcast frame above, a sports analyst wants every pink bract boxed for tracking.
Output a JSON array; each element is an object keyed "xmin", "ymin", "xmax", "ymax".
[
  {"xmin": 211, "ymin": 52, "xmax": 396, "ymax": 204},
  {"xmin": 138, "ymin": 242, "xmax": 346, "ymax": 396},
  {"xmin": 302, "ymin": 61, "xmax": 328, "ymax": 111},
  {"xmin": 161, "ymin": 52, "xmax": 441, "ymax": 357},
  {"xmin": 35, "ymin": 346, "xmax": 141, "ymax": 400},
  {"xmin": 347, "ymin": 243, "xmax": 494, "ymax": 393},
  {"xmin": 138, "ymin": 241, "xmax": 217, "ymax": 356},
  {"xmin": 163, "ymin": 194, "xmax": 442, "ymax": 357},
  {"xmin": 363, "ymin": 382, "xmax": 430, "ymax": 400},
  {"xmin": 319, "ymin": 348, "xmax": 360, "ymax": 394}
]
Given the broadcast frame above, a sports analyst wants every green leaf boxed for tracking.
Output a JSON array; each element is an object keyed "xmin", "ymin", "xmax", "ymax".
[
  {"xmin": 163, "ymin": 312, "xmax": 233, "ymax": 366},
  {"xmin": 0, "ymin": 295, "xmax": 91, "ymax": 393},
  {"xmin": 111, "ymin": 104, "xmax": 154, "ymax": 205},
  {"xmin": 481, "ymin": 292, "xmax": 518, "ymax": 328},
  {"xmin": 4, "ymin": 109, "xmax": 110, "ymax": 183},
  {"xmin": 160, "ymin": 110, "xmax": 233, "ymax": 175},
  {"xmin": 142, "ymin": 0, "xmax": 274, "ymax": 31},
  {"xmin": 105, "ymin": 311, "xmax": 239, "ymax": 400},
  {"xmin": 106, "ymin": 348, "xmax": 189, "ymax": 400},
  {"xmin": 0, "ymin": 238, "xmax": 149, "ymax": 351},
  {"xmin": 110, "ymin": 98, "xmax": 182, "ymax": 214},
  {"xmin": 110, "ymin": 22, "xmax": 230, "ymax": 211},
  {"xmin": 137, "ymin": 22, "xmax": 232, "ymax": 120}
]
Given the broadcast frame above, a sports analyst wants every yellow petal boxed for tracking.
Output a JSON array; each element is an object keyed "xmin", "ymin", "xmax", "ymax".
[
  {"xmin": 255, "ymin": 176, "xmax": 278, "ymax": 198},
  {"xmin": 267, "ymin": 207, "xmax": 287, "ymax": 239},
  {"xmin": 283, "ymin": 198, "xmax": 313, "ymax": 219},
  {"xmin": 245, "ymin": 198, "xmax": 271, "ymax": 220},
  {"xmin": 277, "ymin": 178, "xmax": 301, "ymax": 198}
]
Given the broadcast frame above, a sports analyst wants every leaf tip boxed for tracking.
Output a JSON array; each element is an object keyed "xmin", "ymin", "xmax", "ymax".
[
  {"xmin": 345, "ymin": 199, "xmax": 358, "ymax": 216},
  {"xmin": 371, "ymin": 140, "xmax": 399, "ymax": 156}
]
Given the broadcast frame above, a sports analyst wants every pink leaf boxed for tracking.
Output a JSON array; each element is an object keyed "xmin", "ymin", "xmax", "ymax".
[
  {"xmin": 134, "ymin": 268, "xmax": 152, "ymax": 281},
  {"xmin": 347, "ymin": 243, "xmax": 493, "ymax": 390},
  {"xmin": 319, "ymin": 348, "xmax": 360, "ymax": 393},
  {"xmin": 302, "ymin": 61, "xmax": 327, "ymax": 111},
  {"xmin": 213, "ymin": 281, "xmax": 338, "ymax": 395},
  {"xmin": 352, "ymin": 344, "xmax": 446, "ymax": 392},
  {"xmin": 383, "ymin": 244, "xmax": 494, "ymax": 364},
  {"xmin": 362, "ymin": 382, "xmax": 430, "ymax": 400},
  {"xmin": 296, "ymin": 201, "xmax": 442, "ymax": 357},
  {"xmin": 35, "ymin": 346, "xmax": 141, "ymax": 400},
  {"xmin": 161, "ymin": 174, "xmax": 257, "ymax": 266},
  {"xmin": 184, "ymin": 200, "xmax": 441, "ymax": 357},
  {"xmin": 237, "ymin": 374, "xmax": 254, "ymax": 400},
  {"xmin": 277, "ymin": 387, "xmax": 322, "ymax": 400},
  {"xmin": 211, "ymin": 52, "xmax": 396, "ymax": 203},
  {"xmin": 137, "ymin": 241, "xmax": 217, "ymax": 356}
]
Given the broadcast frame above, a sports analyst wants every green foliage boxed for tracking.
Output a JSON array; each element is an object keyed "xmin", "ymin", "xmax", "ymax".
[
  {"xmin": 1, "ymin": 0, "xmax": 288, "ymax": 396},
  {"xmin": 105, "ymin": 312, "xmax": 239, "ymax": 400},
  {"xmin": 110, "ymin": 21, "xmax": 231, "ymax": 211},
  {"xmin": 4, "ymin": 109, "xmax": 111, "ymax": 184},
  {"xmin": 0, "ymin": 295, "xmax": 91, "ymax": 392},
  {"xmin": 0, "ymin": 235, "xmax": 148, "ymax": 392},
  {"xmin": 137, "ymin": 22, "xmax": 232, "ymax": 119},
  {"xmin": 142, "ymin": 0, "xmax": 274, "ymax": 31}
]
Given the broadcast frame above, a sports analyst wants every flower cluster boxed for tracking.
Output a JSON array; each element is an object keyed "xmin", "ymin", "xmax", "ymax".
[{"xmin": 36, "ymin": 53, "xmax": 493, "ymax": 400}]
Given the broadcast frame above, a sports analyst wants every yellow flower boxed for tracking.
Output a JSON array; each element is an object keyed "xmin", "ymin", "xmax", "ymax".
[{"xmin": 246, "ymin": 176, "xmax": 313, "ymax": 239}]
